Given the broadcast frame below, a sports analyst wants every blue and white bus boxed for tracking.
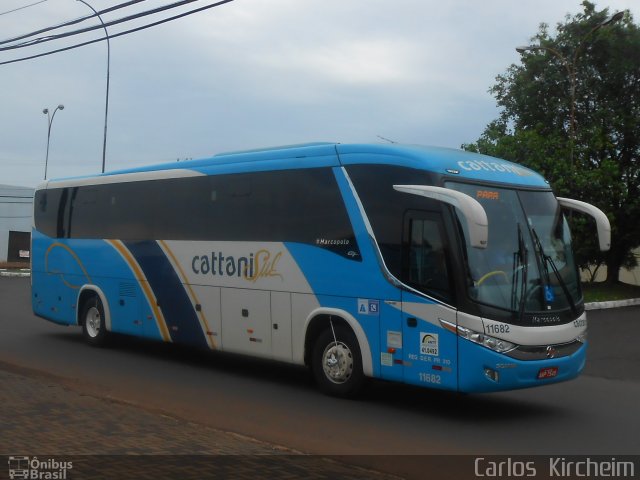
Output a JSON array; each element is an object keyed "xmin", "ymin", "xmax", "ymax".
[{"xmin": 31, "ymin": 143, "xmax": 610, "ymax": 396}]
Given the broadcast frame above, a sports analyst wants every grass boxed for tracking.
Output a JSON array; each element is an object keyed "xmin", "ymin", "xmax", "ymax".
[{"xmin": 582, "ymin": 281, "xmax": 640, "ymax": 303}]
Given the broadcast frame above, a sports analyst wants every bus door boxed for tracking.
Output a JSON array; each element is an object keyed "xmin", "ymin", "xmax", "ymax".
[{"xmin": 401, "ymin": 211, "xmax": 458, "ymax": 390}]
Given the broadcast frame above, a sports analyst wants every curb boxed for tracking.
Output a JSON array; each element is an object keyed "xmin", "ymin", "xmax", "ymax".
[
  {"xmin": 0, "ymin": 270, "xmax": 30, "ymax": 278},
  {"xmin": 585, "ymin": 297, "xmax": 640, "ymax": 310}
]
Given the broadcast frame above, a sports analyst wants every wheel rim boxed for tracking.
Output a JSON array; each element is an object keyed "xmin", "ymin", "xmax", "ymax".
[
  {"xmin": 322, "ymin": 341, "xmax": 353, "ymax": 384},
  {"xmin": 85, "ymin": 306, "xmax": 101, "ymax": 338}
]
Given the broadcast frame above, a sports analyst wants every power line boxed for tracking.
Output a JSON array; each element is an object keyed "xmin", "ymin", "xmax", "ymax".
[
  {"xmin": 0, "ymin": 0, "xmax": 204, "ymax": 52},
  {"xmin": 0, "ymin": 0, "xmax": 48, "ymax": 17},
  {"xmin": 0, "ymin": 0, "xmax": 146, "ymax": 46},
  {"xmin": 0, "ymin": 0, "xmax": 234, "ymax": 66}
]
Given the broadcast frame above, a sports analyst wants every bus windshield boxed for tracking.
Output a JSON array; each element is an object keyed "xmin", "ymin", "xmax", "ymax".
[{"xmin": 446, "ymin": 183, "xmax": 582, "ymax": 316}]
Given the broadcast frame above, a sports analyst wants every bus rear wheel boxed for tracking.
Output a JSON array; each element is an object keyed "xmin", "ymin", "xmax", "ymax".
[
  {"xmin": 81, "ymin": 295, "xmax": 109, "ymax": 346},
  {"xmin": 312, "ymin": 324, "xmax": 364, "ymax": 397}
]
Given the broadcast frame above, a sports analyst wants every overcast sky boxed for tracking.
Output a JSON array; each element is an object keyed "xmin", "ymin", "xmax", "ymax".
[{"xmin": 1, "ymin": 0, "xmax": 638, "ymax": 188}]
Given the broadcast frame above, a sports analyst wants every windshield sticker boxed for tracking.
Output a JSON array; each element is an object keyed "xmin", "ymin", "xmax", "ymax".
[{"xmin": 544, "ymin": 285, "xmax": 556, "ymax": 302}]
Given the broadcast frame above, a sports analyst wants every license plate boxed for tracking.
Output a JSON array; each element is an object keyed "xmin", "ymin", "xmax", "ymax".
[{"xmin": 537, "ymin": 367, "xmax": 559, "ymax": 379}]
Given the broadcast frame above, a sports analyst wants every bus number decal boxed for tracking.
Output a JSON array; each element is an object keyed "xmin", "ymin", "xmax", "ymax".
[
  {"xmin": 486, "ymin": 324, "xmax": 510, "ymax": 335},
  {"xmin": 419, "ymin": 373, "xmax": 441, "ymax": 385}
]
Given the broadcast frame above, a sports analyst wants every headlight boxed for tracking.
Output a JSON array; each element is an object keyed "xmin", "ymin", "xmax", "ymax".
[{"xmin": 457, "ymin": 325, "xmax": 517, "ymax": 353}]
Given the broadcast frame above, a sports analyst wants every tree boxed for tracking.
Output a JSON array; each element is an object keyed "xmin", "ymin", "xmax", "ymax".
[{"xmin": 464, "ymin": 1, "xmax": 640, "ymax": 284}]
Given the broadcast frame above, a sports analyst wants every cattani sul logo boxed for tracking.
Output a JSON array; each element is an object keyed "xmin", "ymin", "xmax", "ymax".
[{"xmin": 191, "ymin": 249, "xmax": 283, "ymax": 283}]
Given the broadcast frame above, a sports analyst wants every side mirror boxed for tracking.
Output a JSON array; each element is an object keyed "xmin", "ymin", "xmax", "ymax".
[
  {"xmin": 557, "ymin": 197, "xmax": 611, "ymax": 251},
  {"xmin": 393, "ymin": 185, "xmax": 489, "ymax": 249}
]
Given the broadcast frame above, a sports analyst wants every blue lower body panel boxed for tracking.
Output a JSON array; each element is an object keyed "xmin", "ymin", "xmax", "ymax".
[{"xmin": 458, "ymin": 338, "xmax": 587, "ymax": 393}]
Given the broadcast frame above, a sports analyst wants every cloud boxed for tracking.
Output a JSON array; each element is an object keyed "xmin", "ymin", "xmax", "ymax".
[
  {"xmin": 1, "ymin": 0, "xmax": 638, "ymax": 186},
  {"xmin": 257, "ymin": 38, "xmax": 421, "ymax": 87}
]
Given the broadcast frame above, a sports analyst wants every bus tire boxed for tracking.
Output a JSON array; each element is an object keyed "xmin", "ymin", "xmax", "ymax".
[
  {"xmin": 81, "ymin": 295, "xmax": 109, "ymax": 346},
  {"xmin": 312, "ymin": 324, "xmax": 364, "ymax": 398}
]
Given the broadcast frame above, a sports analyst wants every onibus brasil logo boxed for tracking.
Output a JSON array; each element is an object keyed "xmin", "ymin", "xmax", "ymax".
[{"xmin": 8, "ymin": 456, "xmax": 73, "ymax": 479}]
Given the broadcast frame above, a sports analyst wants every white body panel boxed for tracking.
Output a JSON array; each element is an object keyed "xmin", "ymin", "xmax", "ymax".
[
  {"xmin": 221, "ymin": 288, "xmax": 271, "ymax": 358},
  {"xmin": 271, "ymin": 291, "xmax": 293, "ymax": 362},
  {"xmin": 190, "ymin": 285, "xmax": 222, "ymax": 348},
  {"xmin": 291, "ymin": 293, "xmax": 321, "ymax": 366}
]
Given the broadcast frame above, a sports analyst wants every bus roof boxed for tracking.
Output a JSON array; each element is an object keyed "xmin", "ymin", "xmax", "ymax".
[
  {"xmin": 41, "ymin": 143, "xmax": 549, "ymax": 189},
  {"xmin": 335, "ymin": 144, "xmax": 548, "ymax": 187}
]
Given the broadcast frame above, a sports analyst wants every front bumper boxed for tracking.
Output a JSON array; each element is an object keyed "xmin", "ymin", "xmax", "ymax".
[{"xmin": 458, "ymin": 338, "xmax": 587, "ymax": 393}]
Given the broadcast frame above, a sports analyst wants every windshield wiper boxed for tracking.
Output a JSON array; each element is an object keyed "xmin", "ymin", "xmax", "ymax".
[
  {"xmin": 531, "ymin": 228, "xmax": 577, "ymax": 315},
  {"xmin": 511, "ymin": 223, "xmax": 529, "ymax": 322}
]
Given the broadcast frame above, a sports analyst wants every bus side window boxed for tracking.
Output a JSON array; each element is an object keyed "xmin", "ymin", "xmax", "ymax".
[
  {"xmin": 34, "ymin": 189, "xmax": 63, "ymax": 238},
  {"xmin": 405, "ymin": 214, "xmax": 452, "ymax": 303}
]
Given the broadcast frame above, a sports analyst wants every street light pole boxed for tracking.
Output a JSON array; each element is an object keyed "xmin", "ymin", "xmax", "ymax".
[
  {"xmin": 516, "ymin": 12, "xmax": 624, "ymax": 171},
  {"xmin": 77, "ymin": 0, "xmax": 110, "ymax": 174},
  {"xmin": 43, "ymin": 105, "xmax": 65, "ymax": 180}
]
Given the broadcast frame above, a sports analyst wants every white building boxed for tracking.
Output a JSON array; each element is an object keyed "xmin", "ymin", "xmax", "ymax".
[
  {"xmin": 582, "ymin": 250, "xmax": 640, "ymax": 286},
  {"xmin": 0, "ymin": 184, "xmax": 34, "ymax": 264}
]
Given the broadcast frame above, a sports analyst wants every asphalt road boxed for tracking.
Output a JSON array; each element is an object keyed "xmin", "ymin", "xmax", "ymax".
[{"xmin": 1, "ymin": 277, "xmax": 639, "ymax": 469}]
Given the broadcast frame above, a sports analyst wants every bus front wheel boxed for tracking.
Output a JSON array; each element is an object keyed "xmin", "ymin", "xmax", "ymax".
[
  {"xmin": 81, "ymin": 295, "xmax": 109, "ymax": 346},
  {"xmin": 312, "ymin": 324, "xmax": 364, "ymax": 397}
]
